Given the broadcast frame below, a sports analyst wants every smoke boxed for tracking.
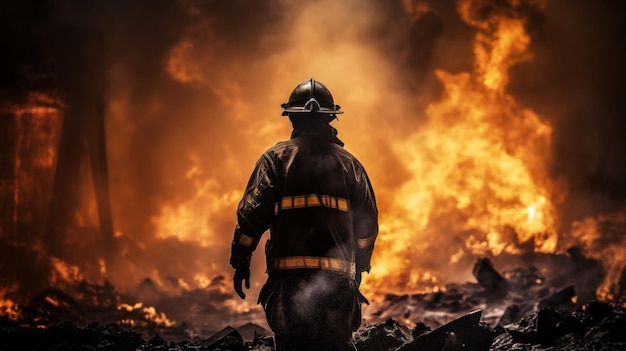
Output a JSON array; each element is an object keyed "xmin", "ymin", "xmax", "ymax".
[
  {"xmin": 506, "ymin": 0, "xmax": 626, "ymax": 221},
  {"xmin": 292, "ymin": 273, "xmax": 341, "ymax": 318}
]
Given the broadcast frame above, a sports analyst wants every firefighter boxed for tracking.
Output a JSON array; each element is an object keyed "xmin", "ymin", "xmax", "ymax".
[{"xmin": 230, "ymin": 78, "xmax": 378, "ymax": 351}]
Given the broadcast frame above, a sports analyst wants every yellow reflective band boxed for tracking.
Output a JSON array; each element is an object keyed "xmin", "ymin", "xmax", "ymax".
[
  {"xmin": 357, "ymin": 234, "xmax": 377, "ymax": 249},
  {"xmin": 275, "ymin": 194, "xmax": 349, "ymax": 214},
  {"xmin": 268, "ymin": 256, "xmax": 355, "ymax": 275},
  {"xmin": 293, "ymin": 196, "xmax": 306, "ymax": 208},
  {"xmin": 337, "ymin": 198, "xmax": 348, "ymax": 211},
  {"xmin": 238, "ymin": 234, "xmax": 256, "ymax": 247},
  {"xmin": 281, "ymin": 197, "xmax": 292, "ymax": 208},
  {"xmin": 320, "ymin": 195, "xmax": 331, "ymax": 207},
  {"xmin": 307, "ymin": 195, "xmax": 321, "ymax": 206}
]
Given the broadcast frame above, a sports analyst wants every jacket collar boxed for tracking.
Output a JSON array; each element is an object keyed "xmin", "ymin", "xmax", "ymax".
[{"xmin": 290, "ymin": 124, "xmax": 344, "ymax": 147}]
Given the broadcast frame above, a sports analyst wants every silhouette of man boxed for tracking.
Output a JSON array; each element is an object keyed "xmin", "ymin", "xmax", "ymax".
[{"xmin": 230, "ymin": 79, "xmax": 378, "ymax": 351}]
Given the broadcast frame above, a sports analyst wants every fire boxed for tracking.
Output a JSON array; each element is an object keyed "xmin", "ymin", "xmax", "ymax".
[
  {"xmin": 366, "ymin": 0, "xmax": 557, "ymax": 293},
  {"xmin": 2, "ymin": 91, "xmax": 64, "ymax": 243},
  {"xmin": 153, "ymin": 0, "xmax": 565, "ymax": 299},
  {"xmin": 50, "ymin": 257, "xmax": 84, "ymax": 286},
  {"xmin": 569, "ymin": 212, "xmax": 626, "ymax": 303},
  {"xmin": 0, "ymin": 287, "xmax": 22, "ymax": 321},
  {"xmin": 117, "ymin": 302, "xmax": 176, "ymax": 328},
  {"xmin": 0, "ymin": 298, "xmax": 21, "ymax": 321},
  {"xmin": 151, "ymin": 154, "xmax": 240, "ymax": 247}
]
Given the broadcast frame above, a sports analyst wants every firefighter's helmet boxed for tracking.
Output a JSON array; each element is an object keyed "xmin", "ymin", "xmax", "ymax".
[{"xmin": 281, "ymin": 78, "xmax": 343, "ymax": 116}]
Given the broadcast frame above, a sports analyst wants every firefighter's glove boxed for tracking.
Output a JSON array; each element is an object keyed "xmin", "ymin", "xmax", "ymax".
[
  {"xmin": 355, "ymin": 272, "xmax": 369, "ymax": 305},
  {"xmin": 234, "ymin": 267, "xmax": 250, "ymax": 300},
  {"xmin": 358, "ymin": 290, "xmax": 370, "ymax": 305}
]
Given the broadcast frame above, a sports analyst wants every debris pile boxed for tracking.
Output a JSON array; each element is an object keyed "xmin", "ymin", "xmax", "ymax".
[
  {"xmin": 4, "ymin": 280, "xmax": 192, "ymax": 341},
  {"xmin": 354, "ymin": 302, "xmax": 626, "ymax": 351},
  {"xmin": 2, "ymin": 302, "xmax": 624, "ymax": 350},
  {"xmin": 0, "ymin": 318, "xmax": 273, "ymax": 351},
  {"xmin": 1, "ymin": 250, "xmax": 624, "ymax": 350},
  {"xmin": 491, "ymin": 302, "xmax": 626, "ymax": 351},
  {"xmin": 366, "ymin": 249, "xmax": 606, "ymax": 328},
  {"xmin": 354, "ymin": 319, "xmax": 411, "ymax": 351}
]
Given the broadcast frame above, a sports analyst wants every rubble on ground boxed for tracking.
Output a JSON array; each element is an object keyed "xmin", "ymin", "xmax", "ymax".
[
  {"xmin": 2, "ymin": 302, "xmax": 624, "ymax": 350},
  {"xmin": 1, "ymin": 249, "xmax": 624, "ymax": 350}
]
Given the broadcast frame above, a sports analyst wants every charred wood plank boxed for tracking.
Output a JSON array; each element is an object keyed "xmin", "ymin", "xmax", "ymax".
[
  {"xmin": 538, "ymin": 285, "xmax": 577, "ymax": 311},
  {"xmin": 472, "ymin": 257, "xmax": 509, "ymax": 297},
  {"xmin": 398, "ymin": 310, "xmax": 500, "ymax": 351},
  {"xmin": 200, "ymin": 326, "xmax": 245, "ymax": 351}
]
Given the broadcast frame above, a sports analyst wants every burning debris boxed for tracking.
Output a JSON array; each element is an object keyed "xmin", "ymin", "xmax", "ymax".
[
  {"xmin": 1, "ymin": 259, "xmax": 625, "ymax": 351},
  {"xmin": 366, "ymin": 248, "xmax": 607, "ymax": 327},
  {"xmin": 1, "ymin": 280, "xmax": 186, "ymax": 339},
  {"xmin": 0, "ymin": 251, "xmax": 624, "ymax": 350}
]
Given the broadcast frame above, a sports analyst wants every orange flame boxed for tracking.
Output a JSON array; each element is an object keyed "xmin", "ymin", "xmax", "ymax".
[
  {"xmin": 151, "ymin": 154, "xmax": 240, "ymax": 247},
  {"xmin": 49, "ymin": 257, "xmax": 84, "ymax": 286},
  {"xmin": 0, "ymin": 287, "xmax": 22, "ymax": 321},
  {"xmin": 149, "ymin": 0, "xmax": 562, "ymax": 297},
  {"xmin": 569, "ymin": 212, "xmax": 626, "ymax": 302},
  {"xmin": 366, "ymin": 0, "xmax": 557, "ymax": 293}
]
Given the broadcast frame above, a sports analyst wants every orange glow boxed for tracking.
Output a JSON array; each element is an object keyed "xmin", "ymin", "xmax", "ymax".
[
  {"xmin": 12, "ymin": 92, "xmax": 64, "ymax": 170},
  {"xmin": 50, "ymin": 257, "xmax": 84, "ymax": 286},
  {"xmin": 118, "ymin": 302, "xmax": 176, "ymax": 327},
  {"xmin": 151, "ymin": 154, "xmax": 240, "ymax": 247},
  {"xmin": 99, "ymin": 258, "xmax": 107, "ymax": 275},
  {"xmin": 569, "ymin": 212, "xmax": 626, "ymax": 302},
  {"xmin": 0, "ymin": 287, "xmax": 22, "ymax": 321},
  {"xmin": 402, "ymin": 0, "xmax": 433, "ymax": 22},
  {"xmin": 146, "ymin": 0, "xmax": 565, "ymax": 297}
]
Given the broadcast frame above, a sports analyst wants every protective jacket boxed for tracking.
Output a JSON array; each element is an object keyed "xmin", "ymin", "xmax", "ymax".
[{"xmin": 230, "ymin": 124, "xmax": 378, "ymax": 281}]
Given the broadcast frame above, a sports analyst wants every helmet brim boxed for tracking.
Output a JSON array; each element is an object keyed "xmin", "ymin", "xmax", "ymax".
[{"xmin": 282, "ymin": 107, "xmax": 343, "ymax": 115}]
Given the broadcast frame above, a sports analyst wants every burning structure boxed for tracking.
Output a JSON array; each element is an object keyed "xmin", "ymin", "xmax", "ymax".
[{"xmin": 1, "ymin": 0, "xmax": 625, "ymax": 349}]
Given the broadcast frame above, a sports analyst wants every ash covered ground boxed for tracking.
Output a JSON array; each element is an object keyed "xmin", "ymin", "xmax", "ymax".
[{"xmin": 1, "ymin": 249, "xmax": 625, "ymax": 350}]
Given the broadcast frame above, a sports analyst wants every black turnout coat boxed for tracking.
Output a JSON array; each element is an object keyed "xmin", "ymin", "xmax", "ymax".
[{"xmin": 230, "ymin": 124, "xmax": 378, "ymax": 286}]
